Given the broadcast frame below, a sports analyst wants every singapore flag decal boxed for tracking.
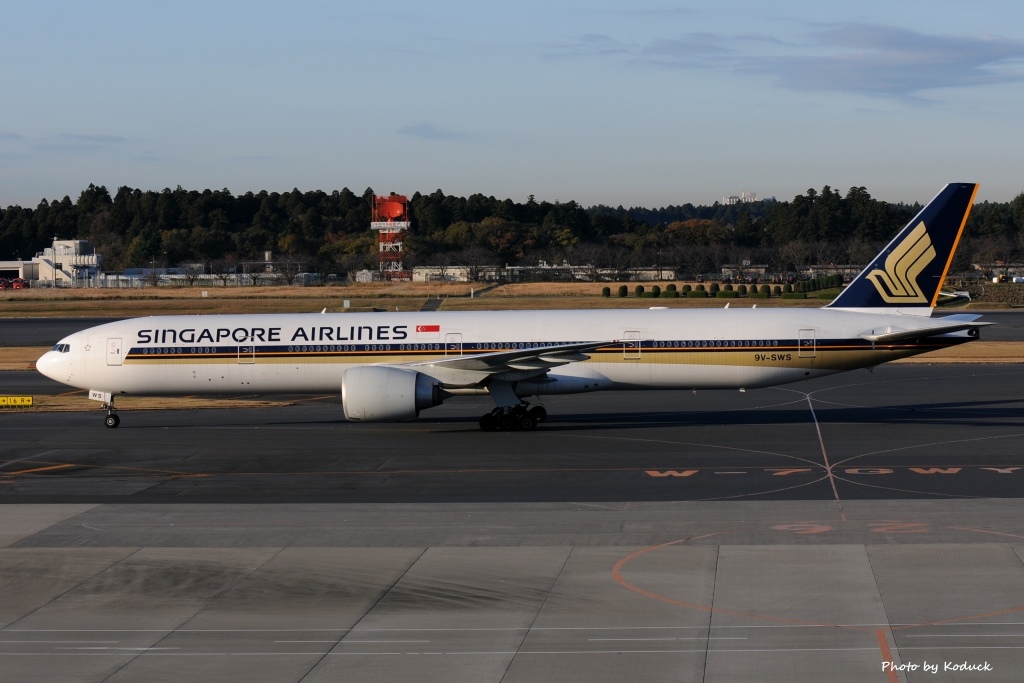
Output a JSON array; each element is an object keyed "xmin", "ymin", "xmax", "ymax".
[{"xmin": 416, "ymin": 324, "xmax": 441, "ymax": 339}]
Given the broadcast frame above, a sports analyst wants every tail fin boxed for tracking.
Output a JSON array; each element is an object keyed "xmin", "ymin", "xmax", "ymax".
[{"xmin": 826, "ymin": 183, "xmax": 978, "ymax": 314}]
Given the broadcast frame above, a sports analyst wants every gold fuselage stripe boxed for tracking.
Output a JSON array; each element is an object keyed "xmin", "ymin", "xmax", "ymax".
[{"xmin": 124, "ymin": 339, "xmax": 969, "ymax": 372}]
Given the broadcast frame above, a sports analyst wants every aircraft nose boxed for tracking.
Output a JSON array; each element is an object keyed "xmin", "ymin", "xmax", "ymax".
[
  {"xmin": 36, "ymin": 350, "xmax": 58, "ymax": 379},
  {"xmin": 36, "ymin": 349, "xmax": 66, "ymax": 382}
]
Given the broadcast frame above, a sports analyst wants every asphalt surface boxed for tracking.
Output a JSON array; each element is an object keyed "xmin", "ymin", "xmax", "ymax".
[
  {"xmin": 0, "ymin": 317, "xmax": 122, "ymax": 346},
  {"xmin": 968, "ymin": 310, "xmax": 1024, "ymax": 340},
  {"xmin": 3, "ymin": 322, "xmax": 1024, "ymax": 682},
  {"xmin": 3, "ymin": 364, "xmax": 1024, "ymax": 504}
]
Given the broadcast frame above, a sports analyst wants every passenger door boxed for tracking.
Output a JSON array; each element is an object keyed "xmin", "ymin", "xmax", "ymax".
[
  {"xmin": 445, "ymin": 333, "xmax": 463, "ymax": 357},
  {"xmin": 798, "ymin": 329, "xmax": 816, "ymax": 358},
  {"xmin": 238, "ymin": 345, "xmax": 255, "ymax": 364},
  {"xmin": 106, "ymin": 338, "xmax": 123, "ymax": 366},
  {"xmin": 623, "ymin": 330, "xmax": 641, "ymax": 360}
]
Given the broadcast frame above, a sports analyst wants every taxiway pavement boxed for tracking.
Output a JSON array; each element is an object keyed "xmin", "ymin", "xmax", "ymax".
[{"xmin": 3, "ymin": 363, "xmax": 1024, "ymax": 681}]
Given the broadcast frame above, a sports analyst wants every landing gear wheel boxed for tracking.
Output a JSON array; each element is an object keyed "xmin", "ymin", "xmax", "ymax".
[
  {"xmin": 479, "ymin": 413, "xmax": 498, "ymax": 432},
  {"xmin": 104, "ymin": 414, "xmax": 120, "ymax": 429},
  {"xmin": 479, "ymin": 405, "xmax": 542, "ymax": 432},
  {"xmin": 516, "ymin": 413, "xmax": 536, "ymax": 431}
]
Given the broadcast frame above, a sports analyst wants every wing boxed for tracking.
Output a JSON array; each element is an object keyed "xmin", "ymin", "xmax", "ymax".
[{"xmin": 403, "ymin": 340, "xmax": 614, "ymax": 386}]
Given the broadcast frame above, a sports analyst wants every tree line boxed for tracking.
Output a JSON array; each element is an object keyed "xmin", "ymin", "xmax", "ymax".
[{"xmin": 2, "ymin": 183, "xmax": 1023, "ymax": 278}]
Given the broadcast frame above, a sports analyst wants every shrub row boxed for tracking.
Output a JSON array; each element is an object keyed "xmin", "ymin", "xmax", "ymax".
[{"xmin": 603, "ymin": 282, "xmax": 823, "ymax": 298}]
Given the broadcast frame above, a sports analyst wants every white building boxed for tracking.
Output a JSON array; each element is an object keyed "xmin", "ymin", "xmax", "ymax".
[
  {"xmin": 34, "ymin": 240, "xmax": 103, "ymax": 286},
  {"xmin": 0, "ymin": 259, "xmax": 37, "ymax": 280},
  {"xmin": 721, "ymin": 192, "xmax": 758, "ymax": 205},
  {"xmin": 412, "ymin": 266, "xmax": 472, "ymax": 282},
  {"xmin": 1, "ymin": 239, "xmax": 103, "ymax": 286}
]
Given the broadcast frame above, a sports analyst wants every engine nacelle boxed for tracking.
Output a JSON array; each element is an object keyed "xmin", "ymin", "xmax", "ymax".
[{"xmin": 341, "ymin": 366, "xmax": 445, "ymax": 421}]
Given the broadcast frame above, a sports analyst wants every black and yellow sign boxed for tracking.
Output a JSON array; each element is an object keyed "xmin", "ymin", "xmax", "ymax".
[{"xmin": 0, "ymin": 396, "xmax": 33, "ymax": 407}]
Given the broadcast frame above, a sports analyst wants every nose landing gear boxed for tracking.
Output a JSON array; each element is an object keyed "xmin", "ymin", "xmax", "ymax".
[
  {"xmin": 88, "ymin": 390, "xmax": 120, "ymax": 428},
  {"xmin": 102, "ymin": 398, "xmax": 119, "ymax": 428}
]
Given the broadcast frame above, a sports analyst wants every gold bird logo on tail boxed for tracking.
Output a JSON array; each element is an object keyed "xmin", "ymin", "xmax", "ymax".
[{"xmin": 865, "ymin": 222, "xmax": 935, "ymax": 303}]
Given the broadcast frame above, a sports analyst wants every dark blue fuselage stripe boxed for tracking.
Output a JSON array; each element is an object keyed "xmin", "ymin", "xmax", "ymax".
[{"xmin": 125, "ymin": 337, "xmax": 965, "ymax": 360}]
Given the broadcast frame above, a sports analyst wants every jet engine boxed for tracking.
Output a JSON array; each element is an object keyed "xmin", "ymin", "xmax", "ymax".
[{"xmin": 341, "ymin": 366, "xmax": 446, "ymax": 421}]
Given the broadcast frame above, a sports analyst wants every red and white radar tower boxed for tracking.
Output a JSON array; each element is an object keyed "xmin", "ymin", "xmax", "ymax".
[{"xmin": 371, "ymin": 194, "xmax": 411, "ymax": 280}]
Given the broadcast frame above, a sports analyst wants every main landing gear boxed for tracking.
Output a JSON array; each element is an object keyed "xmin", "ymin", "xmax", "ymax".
[{"xmin": 478, "ymin": 404, "xmax": 547, "ymax": 432}]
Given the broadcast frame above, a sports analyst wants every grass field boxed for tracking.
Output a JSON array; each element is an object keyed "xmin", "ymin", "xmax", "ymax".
[
  {"xmin": 2, "ymin": 281, "xmax": 1000, "ymax": 317},
  {"xmin": 0, "ymin": 391, "xmax": 295, "ymax": 412},
  {"xmin": 0, "ymin": 282, "xmax": 845, "ymax": 316}
]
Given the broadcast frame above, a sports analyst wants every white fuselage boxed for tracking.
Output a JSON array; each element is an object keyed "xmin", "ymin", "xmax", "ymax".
[{"xmin": 36, "ymin": 307, "xmax": 973, "ymax": 400}]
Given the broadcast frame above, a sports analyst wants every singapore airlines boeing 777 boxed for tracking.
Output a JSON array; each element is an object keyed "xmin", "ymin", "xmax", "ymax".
[{"xmin": 37, "ymin": 183, "xmax": 987, "ymax": 431}]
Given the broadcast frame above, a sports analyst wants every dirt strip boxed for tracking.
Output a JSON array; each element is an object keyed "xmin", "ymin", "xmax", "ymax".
[
  {"xmin": 8, "ymin": 394, "xmax": 296, "ymax": 413},
  {"xmin": 2, "ymin": 347, "xmax": 53, "ymax": 371}
]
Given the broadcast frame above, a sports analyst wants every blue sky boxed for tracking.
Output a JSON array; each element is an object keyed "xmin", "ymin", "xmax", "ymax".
[{"xmin": 3, "ymin": 1, "xmax": 1024, "ymax": 209}]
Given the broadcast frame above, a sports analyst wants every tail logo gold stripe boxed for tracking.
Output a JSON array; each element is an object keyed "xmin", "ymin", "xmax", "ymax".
[{"xmin": 865, "ymin": 222, "xmax": 935, "ymax": 303}]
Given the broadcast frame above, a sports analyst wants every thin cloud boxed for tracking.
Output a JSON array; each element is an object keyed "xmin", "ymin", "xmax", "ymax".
[
  {"xmin": 545, "ymin": 34, "xmax": 634, "ymax": 60},
  {"xmin": 32, "ymin": 133, "xmax": 129, "ymax": 155},
  {"xmin": 753, "ymin": 24, "xmax": 1024, "ymax": 97},
  {"xmin": 55, "ymin": 133, "xmax": 128, "ymax": 145},
  {"xmin": 0, "ymin": 131, "xmax": 25, "ymax": 141},
  {"xmin": 557, "ymin": 23, "xmax": 1024, "ymax": 98},
  {"xmin": 231, "ymin": 155, "xmax": 277, "ymax": 163},
  {"xmin": 397, "ymin": 122, "xmax": 467, "ymax": 141},
  {"xmin": 640, "ymin": 33, "xmax": 734, "ymax": 68}
]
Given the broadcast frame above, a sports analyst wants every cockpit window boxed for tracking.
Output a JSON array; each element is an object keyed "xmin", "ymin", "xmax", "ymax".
[{"xmin": 50, "ymin": 343, "xmax": 70, "ymax": 353}]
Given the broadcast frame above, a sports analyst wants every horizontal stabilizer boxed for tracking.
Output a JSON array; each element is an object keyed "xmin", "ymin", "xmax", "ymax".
[{"xmin": 860, "ymin": 316, "xmax": 991, "ymax": 343}]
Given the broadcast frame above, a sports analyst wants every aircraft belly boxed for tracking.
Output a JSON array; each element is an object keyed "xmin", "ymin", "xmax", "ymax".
[
  {"xmin": 93, "ymin": 361, "xmax": 346, "ymax": 396},
  {"xmin": 587, "ymin": 361, "xmax": 813, "ymax": 390}
]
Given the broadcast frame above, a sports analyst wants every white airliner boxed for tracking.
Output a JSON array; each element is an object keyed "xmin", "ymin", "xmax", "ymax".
[{"xmin": 38, "ymin": 183, "xmax": 988, "ymax": 431}]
